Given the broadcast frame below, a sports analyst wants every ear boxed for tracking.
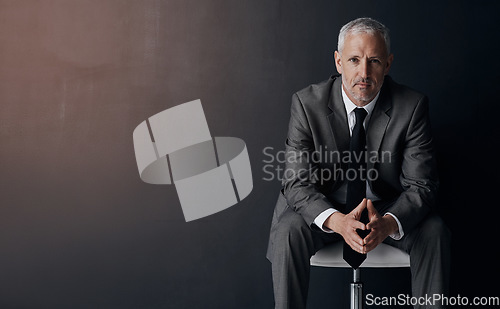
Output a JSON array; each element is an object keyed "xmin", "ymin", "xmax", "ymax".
[
  {"xmin": 334, "ymin": 51, "xmax": 343, "ymax": 75},
  {"xmin": 384, "ymin": 53, "xmax": 394, "ymax": 75}
]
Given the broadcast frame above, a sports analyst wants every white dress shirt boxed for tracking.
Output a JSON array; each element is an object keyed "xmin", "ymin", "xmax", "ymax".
[{"xmin": 313, "ymin": 86, "xmax": 404, "ymax": 240}]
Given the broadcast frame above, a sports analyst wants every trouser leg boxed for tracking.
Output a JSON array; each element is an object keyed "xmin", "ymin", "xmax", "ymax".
[
  {"xmin": 268, "ymin": 206, "xmax": 340, "ymax": 309},
  {"xmin": 385, "ymin": 214, "xmax": 451, "ymax": 309}
]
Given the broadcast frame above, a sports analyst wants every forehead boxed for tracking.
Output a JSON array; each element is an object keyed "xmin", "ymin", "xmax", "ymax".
[{"xmin": 343, "ymin": 32, "xmax": 387, "ymax": 56}]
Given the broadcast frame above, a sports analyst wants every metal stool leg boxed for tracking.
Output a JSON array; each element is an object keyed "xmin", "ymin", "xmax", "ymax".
[{"xmin": 350, "ymin": 268, "xmax": 363, "ymax": 309}]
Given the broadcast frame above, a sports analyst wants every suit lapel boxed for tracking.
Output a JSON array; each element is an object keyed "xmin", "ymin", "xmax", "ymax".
[
  {"xmin": 327, "ymin": 77, "xmax": 350, "ymax": 154},
  {"xmin": 366, "ymin": 79, "xmax": 392, "ymax": 169}
]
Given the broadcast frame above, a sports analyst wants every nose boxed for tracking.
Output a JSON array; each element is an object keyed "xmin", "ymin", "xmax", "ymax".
[{"xmin": 359, "ymin": 59, "xmax": 370, "ymax": 79}]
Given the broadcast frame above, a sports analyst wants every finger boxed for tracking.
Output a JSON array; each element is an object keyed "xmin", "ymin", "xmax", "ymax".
[
  {"xmin": 342, "ymin": 229, "xmax": 364, "ymax": 253},
  {"xmin": 363, "ymin": 229, "xmax": 376, "ymax": 245},
  {"xmin": 348, "ymin": 231, "xmax": 364, "ymax": 247},
  {"xmin": 364, "ymin": 238, "xmax": 379, "ymax": 253},
  {"xmin": 351, "ymin": 198, "xmax": 367, "ymax": 218},
  {"xmin": 346, "ymin": 227, "xmax": 365, "ymax": 248},
  {"xmin": 347, "ymin": 238, "xmax": 365, "ymax": 254},
  {"xmin": 366, "ymin": 199, "xmax": 380, "ymax": 218},
  {"xmin": 356, "ymin": 198, "xmax": 367, "ymax": 211},
  {"xmin": 349, "ymin": 218, "xmax": 366, "ymax": 231},
  {"xmin": 366, "ymin": 217, "xmax": 379, "ymax": 230},
  {"xmin": 363, "ymin": 232, "xmax": 378, "ymax": 252}
]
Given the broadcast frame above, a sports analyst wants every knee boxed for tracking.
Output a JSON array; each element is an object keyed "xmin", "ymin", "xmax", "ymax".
[
  {"xmin": 274, "ymin": 210, "xmax": 310, "ymax": 243},
  {"xmin": 417, "ymin": 214, "xmax": 451, "ymax": 247},
  {"xmin": 271, "ymin": 208, "xmax": 314, "ymax": 254}
]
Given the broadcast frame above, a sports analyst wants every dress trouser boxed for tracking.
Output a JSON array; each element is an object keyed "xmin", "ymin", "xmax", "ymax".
[{"xmin": 268, "ymin": 206, "xmax": 451, "ymax": 309}]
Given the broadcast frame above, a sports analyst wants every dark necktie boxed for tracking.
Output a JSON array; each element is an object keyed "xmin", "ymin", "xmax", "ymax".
[{"xmin": 343, "ymin": 107, "xmax": 369, "ymax": 269}]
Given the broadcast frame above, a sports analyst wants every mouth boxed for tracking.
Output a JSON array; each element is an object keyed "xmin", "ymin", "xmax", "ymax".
[
  {"xmin": 356, "ymin": 83, "xmax": 372, "ymax": 88},
  {"xmin": 353, "ymin": 79, "xmax": 373, "ymax": 88}
]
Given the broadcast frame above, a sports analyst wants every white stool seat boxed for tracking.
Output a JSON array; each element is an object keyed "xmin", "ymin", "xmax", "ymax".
[{"xmin": 310, "ymin": 242, "xmax": 410, "ymax": 268}]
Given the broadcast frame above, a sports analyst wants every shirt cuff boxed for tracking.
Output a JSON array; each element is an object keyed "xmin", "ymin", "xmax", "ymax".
[
  {"xmin": 314, "ymin": 208, "xmax": 338, "ymax": 233},
  {"xmin": 384, "ymin": 212, "xmax": 404, "ymax": 240}
]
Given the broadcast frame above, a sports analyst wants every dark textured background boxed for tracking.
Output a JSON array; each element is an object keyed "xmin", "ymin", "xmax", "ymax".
[{"xmin": 0, "ymin": 0, "xmax": 498, "ymax": 308}]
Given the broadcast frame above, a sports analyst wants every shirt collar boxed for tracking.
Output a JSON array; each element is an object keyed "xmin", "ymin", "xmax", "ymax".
[{"xmin": 341, "ymin": 85, "xmax": 380, "ymax": 116}]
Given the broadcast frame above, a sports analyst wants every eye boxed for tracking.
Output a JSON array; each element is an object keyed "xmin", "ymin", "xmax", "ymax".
[
  {"xmin": 348, "ymin": 58, "xmax": 359, "ymax": 63},
  {"xmin": 369, "ymin": 59, "xmax": 381, "ymax": 64}
]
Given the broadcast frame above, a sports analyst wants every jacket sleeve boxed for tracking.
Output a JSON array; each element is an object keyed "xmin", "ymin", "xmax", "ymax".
[
  {"xmin": 386, "ymin": 96, "xmax": 439, "ymax": 233},
  {"xmin": 281, "ymin": 93, "xmax": 334, "ymax": 228}
]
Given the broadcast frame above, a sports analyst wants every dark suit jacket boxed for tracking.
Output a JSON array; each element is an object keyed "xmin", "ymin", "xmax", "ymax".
[{"xmin": 269, "ymin": 75, "xmax": 438, "ymax": 245}]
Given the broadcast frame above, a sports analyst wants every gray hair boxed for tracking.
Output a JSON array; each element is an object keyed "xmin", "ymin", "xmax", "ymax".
[{"xmin": 337, "ymin": 17, "xmax": 390, "ymax": 55}]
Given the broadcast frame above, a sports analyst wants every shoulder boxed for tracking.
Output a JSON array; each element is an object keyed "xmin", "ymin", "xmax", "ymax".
[
  {"xmin": 294, "ymin": 75, "xmax": 338, "ymax": 107},
  {"xmin": 384, "ymin": 76, "xmax": 427, "ymax": 106},
  {"xmin": 382, "ymin": 76, "xmax": 431, "ymax": 125}
]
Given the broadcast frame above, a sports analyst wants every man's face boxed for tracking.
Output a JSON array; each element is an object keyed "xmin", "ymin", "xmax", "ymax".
[{"xmin": 334, "ymin": 32, "xmax": 393, "ymax": 106}]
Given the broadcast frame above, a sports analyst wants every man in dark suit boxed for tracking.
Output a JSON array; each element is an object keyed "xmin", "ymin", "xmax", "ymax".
[{"xmin": 267, "ymin": 18, "xmax": 451, "ymax": 309}]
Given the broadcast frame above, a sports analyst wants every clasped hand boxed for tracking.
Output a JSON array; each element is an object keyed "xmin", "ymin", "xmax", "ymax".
[{"xmin": 324, "ymin": 198, "xmax": 398, "ymax": 254}]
